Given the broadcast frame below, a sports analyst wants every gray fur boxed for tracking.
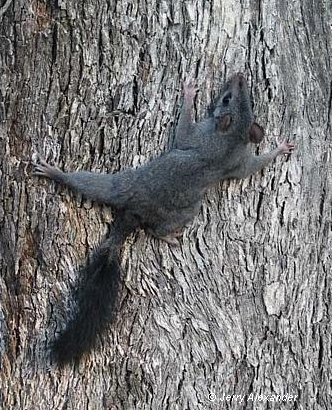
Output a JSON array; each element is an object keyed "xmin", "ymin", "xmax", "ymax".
[
  {"xmin": 33, "ymin": 73, "xmax": 294, "ymax": 363},
  {"xmin": 34, "ymin": 74, "xmax": 293, "ymax": 240}
]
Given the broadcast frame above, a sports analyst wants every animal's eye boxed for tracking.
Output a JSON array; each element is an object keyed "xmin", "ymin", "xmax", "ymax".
[{"xmin": 222, "ymin": 93, "xmax": 232, "ymax": 106}]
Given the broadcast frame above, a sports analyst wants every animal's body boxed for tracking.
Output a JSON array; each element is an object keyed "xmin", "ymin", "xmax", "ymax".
[{"xmin": 33, "ymin": 73, "xmax": 294, "ymax": 364}]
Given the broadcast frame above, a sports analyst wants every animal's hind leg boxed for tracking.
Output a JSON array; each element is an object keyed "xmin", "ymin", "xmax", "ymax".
[
  {"xmin": 146, "ymin": 206, "xmax": 198, "ymax": 246},
  {"xmin": 33, "ymin": 154, "xmax": 118, "ymax": 205}
]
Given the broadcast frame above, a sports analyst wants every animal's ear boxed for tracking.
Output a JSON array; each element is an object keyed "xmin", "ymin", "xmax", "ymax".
[
  {"xmin": 217, "ymin": 114, "xmax": 232, "ymax": 132},
  {"xmin": 249, "ymin": 122, "xmax": 264, "ymax": 143}
]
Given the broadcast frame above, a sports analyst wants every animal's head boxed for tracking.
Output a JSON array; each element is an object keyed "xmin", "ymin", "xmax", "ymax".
[{"xmin": 213, "ymin": 73, "xmax": 264, "ymax": 143}]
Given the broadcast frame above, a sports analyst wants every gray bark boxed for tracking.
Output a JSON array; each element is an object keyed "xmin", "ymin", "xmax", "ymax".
[{"xmin": 0, "ymin": 0, "xmax": 331, "ymax": 409}]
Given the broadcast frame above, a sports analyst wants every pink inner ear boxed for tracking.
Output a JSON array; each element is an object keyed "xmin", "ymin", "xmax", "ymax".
[
  {"xmin": 218, "ymin": 114, "xmax": 232, "ymax": 131},
  {"xmin": 249, "ymin": 122, "xmax": 264, "ymax": 143}
]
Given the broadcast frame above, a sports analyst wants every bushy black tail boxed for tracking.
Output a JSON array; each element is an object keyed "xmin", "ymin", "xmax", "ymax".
[{"xmin": 51, "ymin": 214, "xmax": 137, "ymax": 365}]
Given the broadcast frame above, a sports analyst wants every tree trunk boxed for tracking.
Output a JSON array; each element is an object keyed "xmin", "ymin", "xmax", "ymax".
[{"xmin": 1, "ymin": 1, "xmax": 331, "ymax": 409}]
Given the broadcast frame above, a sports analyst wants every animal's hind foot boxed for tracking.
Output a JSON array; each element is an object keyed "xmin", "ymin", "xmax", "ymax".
[{"xmin": 32, "ymin": 153, "xmax": 63, "ymax": 180}]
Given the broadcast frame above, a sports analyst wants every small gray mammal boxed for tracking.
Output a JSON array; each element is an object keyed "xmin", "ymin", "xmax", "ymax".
[{"xmin": 33, "ymin": 73, "xmax": 294, "ymax": 364}]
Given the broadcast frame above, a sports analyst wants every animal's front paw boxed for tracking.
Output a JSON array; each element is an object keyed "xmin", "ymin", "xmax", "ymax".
[
  {"xmin": 277, "ymin": 140, "xmax": 295, "ymax": 155},
  {"xmin": 183, "ymin": 81, "xmax": 199, "ymax": 102}
]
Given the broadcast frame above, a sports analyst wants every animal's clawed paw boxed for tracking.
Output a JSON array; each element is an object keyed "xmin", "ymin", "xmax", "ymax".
[
  {"xmin": 277, "ymin": 140, "xmax": 295, "ymax": 155},
  {"xmin": 161, "ymin": 236, "xmax": 181, "ymax": 246},
  {"xmin": 183, "ymin": 81, "xmax": 199, "ymax": 101},
  {"xmin": 32, "ymin": 154, "xmax": 58, "ymax": 178}
]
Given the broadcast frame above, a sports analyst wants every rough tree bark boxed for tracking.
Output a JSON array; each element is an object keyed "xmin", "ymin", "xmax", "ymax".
[{"xmin": 0, "ymin": 1, "xmax": 331, "ymax": 409}]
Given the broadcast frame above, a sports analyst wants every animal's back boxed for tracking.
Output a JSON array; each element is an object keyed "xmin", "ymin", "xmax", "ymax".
[{"xmin": 106, "ymin": 149, "xmax": 207, "ymax": 237}]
